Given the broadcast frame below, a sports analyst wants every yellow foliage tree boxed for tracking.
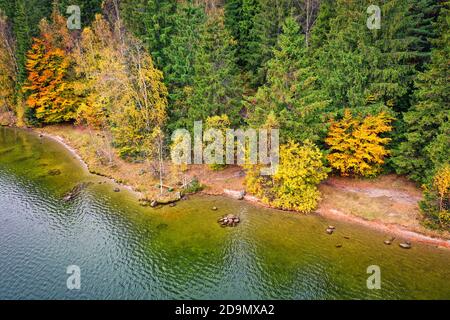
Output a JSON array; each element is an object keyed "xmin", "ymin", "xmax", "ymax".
[
  {"xmin": 246, "ymin": 140, "xmax": 329, "ymax": 213},
  {"xmin": 272, "ymin": 140, "xmax": 330, "ymax": 212},
  {"xmin": 433, "ymin": 164, "xmax": 450, "ymax": 224},
  {"xmin": 72, "ymin": 14, "xmax": 167, "ymax": 160},
  {"xmin": 326, "ymin": 109, "xmax": 393, "ymax": 177},
  {"xmin": 0, "ymin": 11, "xmax": 18, "ymax": 125}
]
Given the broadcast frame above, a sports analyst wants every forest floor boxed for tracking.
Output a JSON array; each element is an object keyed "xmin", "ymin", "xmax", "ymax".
[{"xmin": 34, "ymin": 124, "xmax": 450, "ymax": 247}]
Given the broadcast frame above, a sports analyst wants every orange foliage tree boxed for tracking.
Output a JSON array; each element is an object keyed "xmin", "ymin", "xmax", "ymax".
[
  {"xmin": 22, "ymin": 7, "xmax": 77, "ymax": 124},
  {"xmin": 325, "ymin": 109, "xmax": 393, "ymax": 177}
]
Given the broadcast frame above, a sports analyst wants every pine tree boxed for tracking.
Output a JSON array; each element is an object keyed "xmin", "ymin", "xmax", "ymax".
[
  {"xmin": 162, "ymin": 1, "xmax": 206, "ymax": 131},
  {"xmin": 120, "ymin": 0, "xmax": 177, "ymax": 69},
  {"xmin": 309, "ymin": 0, "xmax": 336, "ymax": 50},
  {"xmin": 184, "ymin": 10, "xmax": 243, "ymax": 128},
  {"xmin": 247, "ymin": 16, "xmax": 329, "ymax": 144},
  {"xmin": 224, "ymin": 0, "xmax": 242, "ymax": 43},
  {"xmin": 392, "ymin": 2, "xmax": 449, "ymax": 184},
  {"xmin": 244, "ymin": 0, "xmax": 298, "ymax": 87},
  {"xmin": 13, "ymin": 0, "xmax": 53, "ymax": 83}
]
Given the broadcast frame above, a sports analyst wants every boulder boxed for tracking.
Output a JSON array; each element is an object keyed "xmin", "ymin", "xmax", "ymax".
[
  {"xmin": 399, "ymin": 242, "xmax": 412, "ymax": 249},
  {"xmin": 224, "ymin": 189, "xmax": 246, "ymax": 200}
]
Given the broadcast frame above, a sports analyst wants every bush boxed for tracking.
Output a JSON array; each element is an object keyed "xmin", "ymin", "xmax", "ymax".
[{"xmin": 183, "ymin": 178, "xmax": 204, "ymax": 194}]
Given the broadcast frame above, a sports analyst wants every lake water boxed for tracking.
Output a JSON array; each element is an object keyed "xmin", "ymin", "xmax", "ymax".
[{"xmin": 0, "ymin": 127, "xmax": 449, "ymax": 300}]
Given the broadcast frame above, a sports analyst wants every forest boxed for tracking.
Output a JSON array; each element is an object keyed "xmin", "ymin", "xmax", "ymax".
[{"xmin": 0, "ymin": 0, "xmax": 448, "ymax": 229}]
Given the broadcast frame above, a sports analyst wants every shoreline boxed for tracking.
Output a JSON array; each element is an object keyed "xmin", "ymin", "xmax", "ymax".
[
  {"xmin": 16, "ymin": 126, "xmax": 450, "ymax": 250},
  {"xmin": 203, "ymin": 189, "xmax": 450, "ymax": 250},
  {"xmin": 34, "ymin": 129, "xmax": 145, "ymax": 199}
]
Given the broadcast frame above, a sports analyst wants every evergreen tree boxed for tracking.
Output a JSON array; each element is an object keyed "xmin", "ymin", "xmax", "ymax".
[
  {"xmin": 183, "ymin": 10, "xmax": 243, "ymax": 128},
  {"xmin": 13, "ymin": 0, "xmax": 52, "ymax": 83},
  {"xmin": 224, "ymin": 0, "xmax": 242, "ymax": 43},
  {"xmin": 313, "ymin": 0, "xmax": 441, "ymax": 114},
  {"xmin": 392, "ymin": 2, "xmax": 449, "ymax": 184},
  {"xmin": 120, "ymin": 0, "xmax": 177, "ymax": 69},
  {"xmin": 162, "ymin": 1, "xmax": 206, "ymax": 131},
  {"xmin": 309, "ymin": 0, "xmax": 336, "ymax": 50},
  {"xmin": 247, "ymin": 17, "xmax": 329, "ymax": 144},
  {"xmin": 0, "ymin": 0, "xmax": 15, "ymax": 19}
]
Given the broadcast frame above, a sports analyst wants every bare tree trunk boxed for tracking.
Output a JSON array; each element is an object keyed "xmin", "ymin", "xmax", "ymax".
[{"xmin": 159, "ymin": 136, "xmax": 164, "ymax": 196}]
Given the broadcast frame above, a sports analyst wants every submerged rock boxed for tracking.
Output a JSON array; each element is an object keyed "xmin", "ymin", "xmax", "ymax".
[
  {"xmin": 384, "ymin": 237, "xmax": 396, "ymax": 245},
  {"xmin": 48, "ymin": 169, "xmax": 61, "ymax": 176},
  {"xmin": 63, "ymin": 182, "xmax": 92, "ymax": 202},
  {"xmin": 399, "ymin": 242, "xmax": 412, "ymax": 249}
]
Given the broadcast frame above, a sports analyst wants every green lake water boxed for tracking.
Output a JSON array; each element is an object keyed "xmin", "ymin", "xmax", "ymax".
[{"xmin": 0, "ymin": 127, "xmax": 449, "ymax": 299}]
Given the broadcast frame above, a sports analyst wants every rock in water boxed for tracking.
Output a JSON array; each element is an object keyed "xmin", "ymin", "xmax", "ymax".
[
  {"xmin": 212, "ymin": 207, "xmax": 218, "ymax": 211},
  {"xmin": 114, "ymin": 188, "xmax": 120, "ymax": 192},
  {"xmin": 224, "ymin": 189, "xmax": 246, "ymax": 200},
  {"xmin": 48, "ymin": 169, "xmax": 61, "ymax": 176},
  {"xmin": 218, "ymin": 214, "xmax": 241, "ymax": 227},
  {"xmin": 399, "ymin": 242, "xmax": 412, "ymax": 249},
  {"xmin": 384, "ymin": 240, "xmax": 392, "ymax": 245},
  {"xmin": 63, "ymin": 182, "xmax": 92, "ymax": 202},
  {"xmin": 326, "ymin": 228, "xmax": 334, "ymax": 235}
]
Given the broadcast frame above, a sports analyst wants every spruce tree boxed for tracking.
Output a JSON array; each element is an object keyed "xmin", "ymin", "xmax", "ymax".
[
  {"xmin": 162, "ymin": 1, "xmax": 206, "ymax": 131},
  {"xmin": 247, "ymin": 16, "xmax": 329, "ymax": 144},
  {"xmin": 392, "ymin": 2, "xmax": 449, "ymax": 184},
  {"xmin": 184, "ymin": 10, "xmax": 243, "ymax": 128},
  {"xmin": 120, "ymin": 0, "xmax": 177, "ymax": 69}
]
